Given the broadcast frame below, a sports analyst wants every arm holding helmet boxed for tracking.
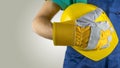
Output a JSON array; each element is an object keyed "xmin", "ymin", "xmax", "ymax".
[
  {"xmin": 32, "ymin": 0, "xmax": 111, "ymax": 50},
  {"xmin": 32, "ymin": 0, "xmax": 93, "ymax": 48},
  {"xmin": 32, "ymin": 0, "xmax": 75, "ymax": 40}
]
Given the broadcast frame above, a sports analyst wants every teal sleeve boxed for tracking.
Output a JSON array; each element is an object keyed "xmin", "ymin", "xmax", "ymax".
[{"xmin": 52, "ymin": 0, "xmax": 87, "ymax": 10}]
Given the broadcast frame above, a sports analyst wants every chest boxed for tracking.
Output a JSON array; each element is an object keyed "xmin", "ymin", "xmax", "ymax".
[{"xmin": 88, "ymin": 0, "xmax": 120, "ymax": 12}]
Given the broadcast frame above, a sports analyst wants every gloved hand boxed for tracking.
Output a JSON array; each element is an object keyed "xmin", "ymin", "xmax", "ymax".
[
  {"xmin": 53, "ymin": 8, "xmax": 113, "ymax": 50},
  {"xmin": 75, "ymin": 8, "xmax": 113, "ymax": 50}
]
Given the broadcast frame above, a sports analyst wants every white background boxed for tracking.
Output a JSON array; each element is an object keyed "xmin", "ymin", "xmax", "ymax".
[{"xmin": 0, "ymin": 0, "xmax": 66, "ymax": 68}]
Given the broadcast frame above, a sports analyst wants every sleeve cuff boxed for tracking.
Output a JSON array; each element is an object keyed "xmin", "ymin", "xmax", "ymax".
[{"xmin": 52, "ymin": 0, "xmax": 67, "ymax": 10}]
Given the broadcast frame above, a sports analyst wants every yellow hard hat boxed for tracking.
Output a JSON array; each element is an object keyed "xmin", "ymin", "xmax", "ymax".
[{"xmin": 59, "ymin": 3, "xmax": 119, "ymax": 61}]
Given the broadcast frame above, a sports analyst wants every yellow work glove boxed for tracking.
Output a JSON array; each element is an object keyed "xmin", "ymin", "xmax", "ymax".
[{"xmin": 53, "ymin": 20, "xmax": 91, "ymax": 49}]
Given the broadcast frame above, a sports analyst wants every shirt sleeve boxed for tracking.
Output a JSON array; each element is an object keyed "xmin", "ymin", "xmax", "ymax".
[{"xmin": 52, "ymin": 0, "xmax": 87, "ymax": 10}]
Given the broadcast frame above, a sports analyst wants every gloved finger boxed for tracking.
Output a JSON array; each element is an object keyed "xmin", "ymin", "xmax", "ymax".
[
  {"xmin": 96, "ymin": 21, "xmax": 110, "ymax": 31},
  {"xmin": 76, "ymin": 17, "xmax": 95, "ymax": 27}
]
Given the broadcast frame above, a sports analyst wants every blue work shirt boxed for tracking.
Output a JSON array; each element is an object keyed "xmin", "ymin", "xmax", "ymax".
[{"xmin": 52, "ymin": 0, "xmax": 120, "ymax": 68}]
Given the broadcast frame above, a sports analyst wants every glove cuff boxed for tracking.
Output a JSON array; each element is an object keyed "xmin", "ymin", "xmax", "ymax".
[{"xmin": 53, "ymin": 20, "xmax": 75, "ymax": 46}]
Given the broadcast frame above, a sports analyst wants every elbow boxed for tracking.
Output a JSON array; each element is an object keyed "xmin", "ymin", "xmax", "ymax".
[
  {"xmin": 32, "ymin": 19, "xmax": 37, "ymax": 33},
  {"xmin": 32, "ymin": 18, "xmax": 40, "ymax": 35},
  {"xmin": 32, "ymin": 17, "xmax": 53, "ymax": 40}
]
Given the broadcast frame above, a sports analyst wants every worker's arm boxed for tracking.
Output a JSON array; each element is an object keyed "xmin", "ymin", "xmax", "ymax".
[{"xmin": 32, "ymin": 1, "xmax": 60, "ymax": 40}]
